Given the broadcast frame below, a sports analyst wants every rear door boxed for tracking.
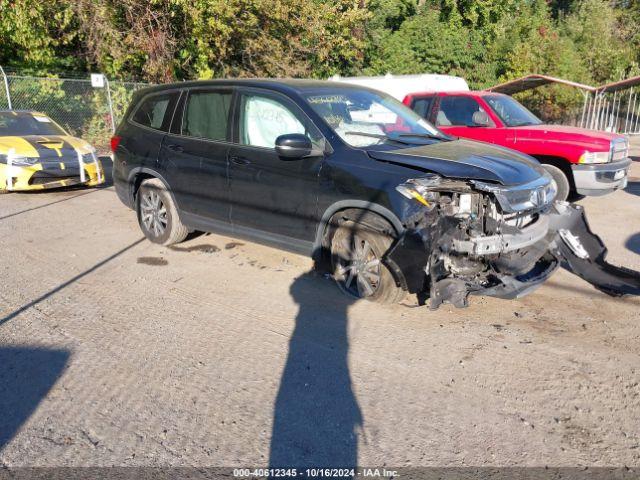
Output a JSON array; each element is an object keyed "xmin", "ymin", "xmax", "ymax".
[
  {"xmin": 121, "ymin": 90, "xmax": 180, "ymax": 179},
  {"xmin": 227, "ymin": 88, "xmax": 325, "ymax": 245},
  {"xmin": 158, "ymin": 87, "xmax": 233, "ymax": 222}
]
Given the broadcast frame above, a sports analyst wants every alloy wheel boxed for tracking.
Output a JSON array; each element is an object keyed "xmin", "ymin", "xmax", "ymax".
[
  {"xmin": 140, "ymin": 190, "xmax": 168, "ymax": 238},
  {"xmin": 335, "ymin": 234, "xmax": 382, "ymax": 298}
]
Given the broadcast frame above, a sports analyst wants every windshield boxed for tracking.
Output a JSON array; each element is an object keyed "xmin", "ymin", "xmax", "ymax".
[
  {"xmin": 303, "ymin": 87, "xmax": 446, "ymax": 147},
  {"xmin": 484, "ymin": 95, "xmax": 542, "ymax": 127},
  {"xmin": 0, "ymin": 112, "xmax": 67, "ymax": 136}
]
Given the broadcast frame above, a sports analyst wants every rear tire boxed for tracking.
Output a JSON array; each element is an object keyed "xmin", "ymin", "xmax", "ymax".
[
  {"xmin": 542, "ymin": 163, "xmax": 570, "ymax": 202},
  {"xmin": 330, "ymin": 220, "xmax": 405, "ymax": 304},
  {"xmin": 137, "ymin": 178, "xmax": 188, "ymax": 246}
]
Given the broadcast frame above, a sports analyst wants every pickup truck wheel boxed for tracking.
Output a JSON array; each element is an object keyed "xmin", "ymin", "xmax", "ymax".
[
  {"xmin": 137, "ymin": 178, "xmax": 189, "ymax": 246},
  {"xmin": 331, "ymin": 220, "xmax": 405, "ymax": 304},
  {"xmin": 542, "ymin": 164, "xmax": 570, "ymax": 202}
]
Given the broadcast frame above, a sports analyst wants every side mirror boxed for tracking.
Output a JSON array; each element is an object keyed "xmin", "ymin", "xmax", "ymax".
[
  {"xmin": 275, "ymin": 134, "xmax": 313, "ymax": 159},
  {"xmin": 471, "ymin": 110, "xmax": 491, "ymax": 127}
]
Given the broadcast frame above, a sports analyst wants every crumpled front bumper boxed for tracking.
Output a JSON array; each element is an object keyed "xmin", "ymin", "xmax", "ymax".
[
  {"xmin": 0, "ymin": 158, "xmax": 105, "ymax": 191},
  {"xmin": 384, "ymin": 202, "xmax": 640, "ymax": 309},
  {"xmin": 571, "ymin": 158, "xmax": 631, "ymax": 196},
  {"xmin": 464, "ymin": 202, "xmax": 640, "ymax": 304}
]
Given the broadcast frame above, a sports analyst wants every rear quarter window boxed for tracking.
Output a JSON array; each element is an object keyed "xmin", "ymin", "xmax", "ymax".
[{"xmin": 131, "ymin": 92, "xmax": 178, "ymax": 131}]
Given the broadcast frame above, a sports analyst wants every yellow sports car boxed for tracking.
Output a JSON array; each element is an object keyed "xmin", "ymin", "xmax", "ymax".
[{"xmin": 0, "ymin": 110, "xmax": 105, "ymax": 193}]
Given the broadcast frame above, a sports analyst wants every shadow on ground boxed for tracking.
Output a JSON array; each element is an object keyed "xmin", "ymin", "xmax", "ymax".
[
  {"xmin": 269, "ymin": 271, "xmax": 362, "ymax": 468},
  {"xmin": 0, "ymin": 347, "xmax": 70, "ymax": 450},
  {"xmin": 626, "ymin": 232, "xmax": 640, "ymax": 255},
  {"xmin": 0, "ymin": 238, "xmax": 144, "ymax": 326},
  {"xmin": 625, "ymin": 180, "xmax": 640, "ymax": 197}
]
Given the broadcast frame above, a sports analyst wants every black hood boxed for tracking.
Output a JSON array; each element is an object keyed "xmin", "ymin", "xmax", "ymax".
[{"xmin": 367, "ymin": 139, "xmax": 546, "ymax": 186}]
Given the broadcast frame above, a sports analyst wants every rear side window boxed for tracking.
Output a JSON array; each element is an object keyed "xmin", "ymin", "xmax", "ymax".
[
  {"xmin": 182, "ymin": 91, "xmax": 232, "ymax": 141},
  {"xmin": 411, "ymin": 96, "xmax": 435, "ymax": 120},
  {"xmin": 437, "ymin": 96, "xmax": 487, "ymax": 127},
  {"xmin": 131, "ymin": 93, "xmax": 177, "ymax": 131}
]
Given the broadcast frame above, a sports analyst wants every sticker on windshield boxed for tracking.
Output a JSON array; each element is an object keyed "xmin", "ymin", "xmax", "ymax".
[
  {"xmin": 307, "ymin": 95, "xmax": 348, "ymax": 104},
  {"xmin": 33, "ymin": 115, "xmax": 52, "ymax": 123}
]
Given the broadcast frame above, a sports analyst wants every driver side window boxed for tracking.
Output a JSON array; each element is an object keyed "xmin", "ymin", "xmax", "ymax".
[
  {"xmin": 437, "ymin": 96, "xmax": 490, "ymax": 127},
  {"xmin": 239, "ymin": 94, "xmax": 321, "ymax": 148}
]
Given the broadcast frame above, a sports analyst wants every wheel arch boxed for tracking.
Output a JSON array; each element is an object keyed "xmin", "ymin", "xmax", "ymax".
[
  {"xmin": 531, "ymin": 154, "xmax": 576, "ymax": 191},
  {"xmin": 128, "ymin": 167, "xmax": 181, "ymax": 209},
  {"xmin": 313, "ymin": 201, "xmax": 404, "ymax": 252},
  {"xmin": 312, "ymin": 201, "xmax": 407, "ymax": 286},
  {"xmin": 127, "ymin": 167, "xmax": 189, "ymax": 228}
]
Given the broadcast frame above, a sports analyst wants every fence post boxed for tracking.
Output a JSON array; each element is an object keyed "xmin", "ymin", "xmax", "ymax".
[
  {"xmin": 580, "ymin": 91, "xmax": 589, "ymax": 129},
  {"xmin": 105, "ymin": 76, "xmax": 116, "ymax": 133},
  {"xmin": 0, "ymin": 66, "xmax": 12, "ymax": 110},
  {"xmin": 624, "ymin": 89, "xmax": 632, "ymax": 133}
]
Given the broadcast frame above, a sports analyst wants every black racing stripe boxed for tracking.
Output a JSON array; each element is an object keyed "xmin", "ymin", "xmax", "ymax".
[
  {"xmin": 23, "ymin": 136, "xmax": 78, "ymax": 160},
  {"xmin": 39, "ymin": 155, "xmax": 82, "ymax": 174}
]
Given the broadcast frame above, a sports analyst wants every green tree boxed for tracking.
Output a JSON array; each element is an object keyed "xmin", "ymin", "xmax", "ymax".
[
  {"xmin": 563, "ymin": 0, "xmax": 633, "ymax": 83},
  {"xmin": 437, "ymin": 0, "xmax": 520, "ymax": 36},
  {"xmin": 73, "ymin": 0, "xmax": 186, "ymax": 82},
  {"xmin": 364, "ymin": 5, "xmax": 492, "ymax": 86},
  {"xmin": 0, "ymin": 0, "xmax": 82, "ymax": 73},
  {"xmin": 177, "ymin": 0, "xmax": 368, "ymax": 79}
]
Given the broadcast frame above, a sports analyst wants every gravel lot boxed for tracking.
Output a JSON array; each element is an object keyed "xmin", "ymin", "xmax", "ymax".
[{"xmin": 0, "ymin": 160, "xmax": 639, "ymax": 469}]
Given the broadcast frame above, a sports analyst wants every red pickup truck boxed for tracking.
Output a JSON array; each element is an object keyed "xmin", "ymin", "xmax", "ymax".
[{"xmin": 403, "ymin": 91, "xmax": 631, "ymax": 201}]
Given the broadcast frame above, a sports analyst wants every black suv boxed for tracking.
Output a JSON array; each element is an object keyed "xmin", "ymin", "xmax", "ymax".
[{"xmin": 112, "ymin": 79, "xmax": 639, "ymax": 308}]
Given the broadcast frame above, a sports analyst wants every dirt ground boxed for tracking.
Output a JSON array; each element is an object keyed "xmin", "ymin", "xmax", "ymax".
[{"xmin": 0, "ymin": 160, "xmax": 639, "ymax": 469}]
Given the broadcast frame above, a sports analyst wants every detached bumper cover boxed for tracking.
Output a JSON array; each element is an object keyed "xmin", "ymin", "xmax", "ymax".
[
  {"xmin": 571, "ymin": 158, "xmax": 631, "ymax": 196},
  {"xmin": 385, "ymin": 202, "xmax": 640, "ymax": 309},
  {"xmin": 479, "ymin": 203, "xmax": 640, "ymax": 303},
  {"xmin": 548, "ymin": 202, "xmax": 640, "ymax": 296}
]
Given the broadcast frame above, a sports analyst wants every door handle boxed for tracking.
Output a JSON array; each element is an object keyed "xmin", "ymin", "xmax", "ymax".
[
  {"xmin": 230, "ymin": 156, "xmax": 251, "ymax": 166},
  {"xmin": 167, "ymin": 144, "xmax": 184, "ymax": 153}
]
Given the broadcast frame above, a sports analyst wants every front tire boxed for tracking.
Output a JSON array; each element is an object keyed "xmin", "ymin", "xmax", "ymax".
[
  {"xmin": 137, "ymin": 178, "xmax": 188, "ymax": 246},
  {"xmin": 542, "ymin": 164, "xmax": 570, "ymax": 202},
  {"xmin": 330, "ymin": 220, "xmax": 405, "ymax": 304}
]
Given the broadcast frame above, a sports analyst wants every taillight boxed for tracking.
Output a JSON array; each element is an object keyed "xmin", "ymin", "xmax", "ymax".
[{"xmin": 110, "ymin": 135, "xmax": 122, "ymax": 153}]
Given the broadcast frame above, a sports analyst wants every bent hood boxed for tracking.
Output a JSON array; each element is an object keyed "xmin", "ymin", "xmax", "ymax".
[
  {"xmin": 367, "ymin": 139, "xmax": 546, "ymax": 186},
  {"xmin": 0, "ymin": 135, "xmax": 94, "ymax": 160}
]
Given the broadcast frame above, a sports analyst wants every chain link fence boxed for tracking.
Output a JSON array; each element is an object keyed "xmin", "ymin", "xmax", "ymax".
[{"xmin": 0, "ymin": 69, "xmax": 149, "ymax": 153}]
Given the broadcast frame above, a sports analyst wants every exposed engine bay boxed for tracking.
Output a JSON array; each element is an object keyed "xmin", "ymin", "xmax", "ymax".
[{"xmin": 385, "ymin": 174, "xmax": 640, "ymax": 310}]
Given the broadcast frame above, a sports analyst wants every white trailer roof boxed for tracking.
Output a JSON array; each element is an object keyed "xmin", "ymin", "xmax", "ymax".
[{"xmin": 328, "ymin": 73, "xmax": 469, "ymax": 101}]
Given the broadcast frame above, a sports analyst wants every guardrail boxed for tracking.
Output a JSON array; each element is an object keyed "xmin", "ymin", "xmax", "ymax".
[{"xmin": 579, "ymin": 88, "xmax": 640, "ymax": 135}]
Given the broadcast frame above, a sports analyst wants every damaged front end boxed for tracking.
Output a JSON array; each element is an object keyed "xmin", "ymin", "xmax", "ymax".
[{"xmin": 385, "ymin": 174, "xmax": 640, "ymax": 310}]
